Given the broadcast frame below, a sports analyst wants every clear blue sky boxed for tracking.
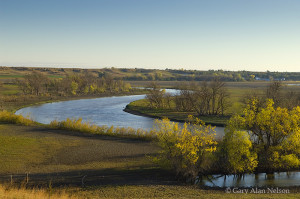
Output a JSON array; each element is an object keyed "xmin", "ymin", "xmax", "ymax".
[{"xmin": 1, "ymin": 0, "xmax": 300, "ymax": 71}]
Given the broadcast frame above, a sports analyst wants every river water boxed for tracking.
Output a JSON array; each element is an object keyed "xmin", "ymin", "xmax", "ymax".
[
  {"xmin": 15, "ymin": 91, "xmax": 225, "ymax": 137},
  {"xmin": 201, "ymin": 172, "xmax": 300, "ymax": 187}
]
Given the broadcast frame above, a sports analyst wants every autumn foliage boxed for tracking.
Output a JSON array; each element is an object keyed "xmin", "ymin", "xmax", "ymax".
[
  {"xmin": 224, "ymin": 98, "xmax": 300, "ymax": 173},
  {"xmin": 152, "ymin": 116, "xmax": 217, "ymax": 182}
]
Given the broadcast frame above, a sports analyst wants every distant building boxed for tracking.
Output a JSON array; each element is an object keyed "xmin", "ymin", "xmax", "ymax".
[
  {"xmin": 255, "ymin": 77, "xmax": 285, "ymax": 81},
  {"xmin": 255, "ymin": 77, "xmax": 270, "ymax": 81}
]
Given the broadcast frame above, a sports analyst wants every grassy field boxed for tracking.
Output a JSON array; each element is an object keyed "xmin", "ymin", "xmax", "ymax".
[{"xmin": 0, "ymin": 124, "xmax": 162, "ymax": 182}]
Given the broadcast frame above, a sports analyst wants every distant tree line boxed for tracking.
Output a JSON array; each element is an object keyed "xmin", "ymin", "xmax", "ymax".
[
  {"xmin": 3, "ymin": 66, "xmax": 300, "ymax": 82},
  {"xmin": 121, "ymin": 68, "xmax": 300, "ymax": 82},
  {"xmin": 16, "ymin": 71, "xmax": 132, "ymax": 96}
]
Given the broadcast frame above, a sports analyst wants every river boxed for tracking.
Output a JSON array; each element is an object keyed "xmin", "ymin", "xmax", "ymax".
[{"xmin": 15, "ymin": 91, "xmax": 225, "ymax": 137}]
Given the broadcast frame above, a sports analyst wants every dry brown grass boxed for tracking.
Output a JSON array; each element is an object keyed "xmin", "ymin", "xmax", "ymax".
[{"xmin": 0, "ymin": 185, "xmax": 76, "ymax": 199}]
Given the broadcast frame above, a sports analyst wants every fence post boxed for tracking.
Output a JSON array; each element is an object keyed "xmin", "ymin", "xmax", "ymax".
[
  {"xmin": 26, "ymin": 173, "xmax": 29, "ymax": 183},
  {"xmin": 82, "ymin": 175, "xmax": 87, "ymax": 187}
]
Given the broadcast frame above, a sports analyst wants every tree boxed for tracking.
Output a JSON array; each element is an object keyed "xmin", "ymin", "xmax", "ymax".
[
  {"xmin": 175, "ymin": 79, "xmax": 229, "ymax": 116},
  {"xmin": 152, "ymin": 116, "xmax": 217, "ymax": 182},
  {"xmin": 266, "ymin": 81, "xmax": 282, "ymax": 107},
  {"xmin": 146, "ymin": 82, "xmax": 165, "ymax": 108},
  {"xmin": 18, "ymin": 72, "xmax": 49, "ymax": 95},
  {"xmin": 71, "ymin": 81, "xmax": 79, "ymax": 95},
  {"xmin": 221, "ymin": 130, "xmax": 258, "ymax": 174},
  {"xmin": 210, "ymin": 78, "xmax": 225, "ymax": 114},
  {"xmin": 227, "ymin": 98, "xmax": 300, "ymax": 173}
]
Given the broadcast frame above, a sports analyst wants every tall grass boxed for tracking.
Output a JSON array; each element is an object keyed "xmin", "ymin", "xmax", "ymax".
[
  {"xmin": 50, "ymin": 118, "xmax": 157, "ymax": 140},
  {"xmin": 0, "ymin": 110, "xmax": 157, "ymax": 140},
  {"xmin": 0, "ymin": 185, "xmax": 76, "ymax": 199},
  {"xmin": 0, "ymin": 111, "xmax": 35, "ymax": 126}
]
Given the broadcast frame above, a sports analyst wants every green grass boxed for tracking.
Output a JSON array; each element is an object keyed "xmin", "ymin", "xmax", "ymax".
[
  {"xmin": 0, "ymin": 123, "xmax": 158, "ymax": 175},
  {"xmin": 0, "ymin": 133, "xmax": 65, "ymax": 173},
  {"xmin": 0, "ymin": 75, "xmax": 24, "ymax": 79},
  {"xmin": 0, "ymin": 84, "xmax": 20, "ymax": 95}
]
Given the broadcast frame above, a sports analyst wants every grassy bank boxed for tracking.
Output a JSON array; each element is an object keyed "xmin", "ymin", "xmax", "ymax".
[
  {"xmin": 0, "ymin": 89, "xmax": 148, "ymax": 113},
  {"xmin": 125, "ymin": 98, "xmax": 230, "ymax": 126},
  {"xmin": 2, "ymin": 184, "xmax": 300, "ymax": 198}
]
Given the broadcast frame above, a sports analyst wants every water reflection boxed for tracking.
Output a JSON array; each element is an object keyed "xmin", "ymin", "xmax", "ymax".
[{"xmin": 201, "ymin": 172, "xmax": 300, "ymax": 187}]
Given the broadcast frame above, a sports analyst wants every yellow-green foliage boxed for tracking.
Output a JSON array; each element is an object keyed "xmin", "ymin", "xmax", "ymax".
[
  {"xmin": 222, "ymin": 130, "xmax": 258, "ymax": 174},
  {"xmin": 0, "ymin": 185, "xmax": 76, "ymax": 199},
  {"xmin": 50, "ymin": 118, "xmax": 155, "ymax": 140},
  {"xmin": 0, "ymin": 111, "xmax": 35, "ymax": 126},
  {"xmin": 152, "ymin": 116, "xmax": 217, "ymax": 182},
  {"xmin": 227, "ymin": 98, "xmax": 300, "ymax": 172}
]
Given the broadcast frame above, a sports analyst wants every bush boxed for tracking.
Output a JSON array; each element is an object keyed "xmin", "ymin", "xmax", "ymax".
[
  {"xmin": 0, "ymin": 111, "xmax": 35, "ymax": 126},
  {"xmin": 49, "ymin": 118, "xmax": 156, "ymax": 140}
]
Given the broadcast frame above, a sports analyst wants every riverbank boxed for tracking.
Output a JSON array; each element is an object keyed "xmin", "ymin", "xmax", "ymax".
[
  {"xmin": 124, "ymin": 98, "xmax": 229, "ymax": 127},
  {"xmin": 1, "ymin": 89, "xmax": 149, "ymax": 113}
]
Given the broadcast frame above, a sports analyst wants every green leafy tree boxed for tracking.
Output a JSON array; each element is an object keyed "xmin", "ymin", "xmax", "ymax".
[
  {"xmin": 71, "ymin": 81, "xmax": 78, "ymax": 95},
  {"xmin": 222, "ymin": 130, "xmax": 258, "ymax": 174}
]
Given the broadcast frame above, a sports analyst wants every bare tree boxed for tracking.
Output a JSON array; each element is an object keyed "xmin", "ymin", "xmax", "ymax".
[
  {"xmin": 164, "ymin": 92, "xmax": 173, "ymax": 109},
  {"xmin": 266, "ymin": 81, "xmax": 282, "ymax": 107},
  {"xmin": 146, "ymin": 82, "xmax": 165, "ymax": 108},
  {"xmin": 210, "ymin": 78, "xmax": 225, "ymax": 115}
]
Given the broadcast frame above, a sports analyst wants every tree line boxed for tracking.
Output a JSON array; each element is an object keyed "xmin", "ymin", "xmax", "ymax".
[
  {"xmin": 146, "ymin": 78, "xmax": 229, "ymax": 116},
  {"xmin": 16, "ymin": 71, "xmax": 132, "ymax": 96}
]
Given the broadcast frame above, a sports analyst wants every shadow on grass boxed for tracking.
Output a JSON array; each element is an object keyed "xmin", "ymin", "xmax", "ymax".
[
  {"xmin": 27, "ymin": 125, "xmax": 154, "ymax": 143},
  {"xmin": 0, "ymin": 167, "xmax": 178, "ymax": 187}
]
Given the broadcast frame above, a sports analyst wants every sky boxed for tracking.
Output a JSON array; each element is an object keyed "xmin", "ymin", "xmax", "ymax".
[{"xmin": 1, "ymin": 0, "xmax": 300, "ymax": 72}]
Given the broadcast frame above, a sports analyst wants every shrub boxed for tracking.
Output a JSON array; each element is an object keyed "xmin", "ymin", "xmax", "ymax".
[
  {"xmin": 0, "ymin": 111, "xmax": 35, "ymax": 126},
  {"xmin": 49, "ymin": 118, "xmax": 155, "ymax": 140}
]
